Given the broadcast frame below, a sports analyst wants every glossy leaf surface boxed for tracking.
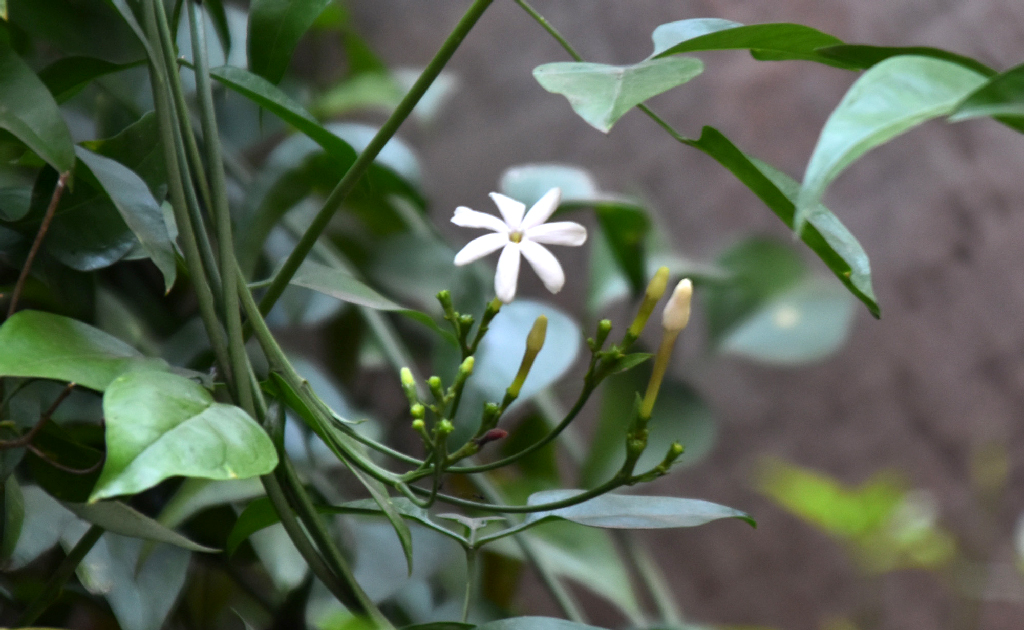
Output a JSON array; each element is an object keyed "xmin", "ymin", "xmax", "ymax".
[
  {"xmin": 0, "ymin": 35, "xmax": 75, "ymax": 172},
  {"xmin": 75, "ymin": 146, "xmax": 177, "ymax": 291},
  {"xmin": 651, "ymin": 19, "xmax": 847, "ymax": 67},
  {"xmin": 797, "ymin": 56, "xmax": 987, "ymax": 230},
  {"xmin": 950, "ymin": 61, "xmax": 1024, "ymax": 131},
  {"xmin": 0, "ymin": 310, "xmax": 165, "ymax": 391},
  {"xmin": 524, "ymin": 490, "xmax": 754, "ymax": 529},
  {"xmin": 534, "ymin": 58, "xmax": 704, "ymax": 133},
  {"xmin": 91, "ymin": 371, "xmax": 278, "ymax": 501},
  {"xmin": 63, "ymin": 500, "xmax": 216, "ymax": 552}
]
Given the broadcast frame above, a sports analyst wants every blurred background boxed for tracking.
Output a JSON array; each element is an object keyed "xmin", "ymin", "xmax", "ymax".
[{"xmin": 333, "ymin": 2, "xmax": 1024, "ymax": 629}]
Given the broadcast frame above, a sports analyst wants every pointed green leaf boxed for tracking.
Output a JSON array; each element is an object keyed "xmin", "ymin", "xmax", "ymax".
[
  {"xmin": 525, "ymin": 490, "xmax": 755, "ymax": 529},
  {"xmin": 796, "ymin": 56, "xmax": 987, "ymax": 231},
  {"xmin": 950, "ymin": 61, "xmax": 1024, "ymax": 131},
  {"xmin": 0, "ymin": 310, "xmax": 167, "ymax": 391},
  {"xmin": 75, "ymin": 146, "xmax": 176, "ymax": 292},
  {"xmin": 651, "ymin": 19, "xmax": 847, "ymax": 67},
  {"xmin": 38, "ymin": 56, "xmax": 144, "ymax": 103},
  {"xmin": 533, "ymin": 58, "xmax": 704, "ymax": 133},
  {"xmin": 684, "ymin": 126, "xmax": 878, "ymax": 316},
  {"xmin": 815, "ymin": 44, "xmax": 995, "ymax": 76},
  {"xmin": 207, "ymin": 64, "xmax": 357, "ymax": 164},
  {"xmin": 63, "ymin": 500, "xmax": 217, "ymax": 552},
  {"xmin": 0, "ymin": 36, "xmax": 75, "ymax": 172},
  {"xmin": 90, "ymin": 371, "xmax": 279, "ymax": 501},
  {"xmin": 203, "ymin": 0, "xmax": 232, "ymax": 57},
  {"xmin": 247, "ymin": 0, "xmax": 332, "ymax": 84},
  {"xmin": 2, "ymin": 477, "xmax": 24, "ymax": 561}
]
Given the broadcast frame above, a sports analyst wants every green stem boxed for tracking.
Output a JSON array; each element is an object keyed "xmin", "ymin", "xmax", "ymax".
[
  {"xmin": 188, "ymin": 0, "xmax": 252, "ymax": 413},
  {"xmin": 470, "ymin": 472, "xmax": 585, "ymax": 623},
  {"xmin": 258, "ymin": 0, "xmax": 495, "ymax": 316},
  {"xmin": 143, "ymin": 0, "xmax": 231, "ymax": 378},
  {"xmin": 513, "ymin": 0, "xmax": 583, "ymax": 61},
  {"xmin": 17, "ymin": 525, "xmax": 104, "ymax": 625},
  {"xmin": 462, "ymin": 547, "xmax": 478, "ymax": 623},
  {"xmin": 152, "ymin": 0, "xmax": 222, "ymax": 300}
]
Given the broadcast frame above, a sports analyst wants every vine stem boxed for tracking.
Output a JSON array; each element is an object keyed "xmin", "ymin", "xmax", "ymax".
[
  {"xmin": 258, "ymin": 0, "xmax": 496, "ymax": 316},
  {"xmin": 7, "ymin": 171, "xmax": 68, "ymax": 318},
  {"xmin": 17, "ymin": 525, "xmax": 104, "ymax": 625}
]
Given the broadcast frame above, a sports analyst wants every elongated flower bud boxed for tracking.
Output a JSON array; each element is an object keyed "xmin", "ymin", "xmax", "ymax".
[
  {"xmin": 506, "ymin": 315, "xmax": 548, "ymax": 401},
  {"xmin": 662, "ymin": 279, "xmax": 693, "ymax": 332},
  {"xmin": 626, "ymin": 267, "xmax": 670, "ymax": 344}
]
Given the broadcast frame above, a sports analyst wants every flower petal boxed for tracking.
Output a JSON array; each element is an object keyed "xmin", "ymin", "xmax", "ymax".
[
  {"xmin": 525, "ymin": 221, "xmax": 587, "ymax": 246},
  {"xmin": 452, "ymin": 207, "xmax": 509, "ymax": 233},
  {"xmin": 454, "ymin": 233, "xmax": 509, "ymax": 266},
  {"xmin": 495, "ymin": 243, "xmax": 521, "ymax": 303},
  {"xmin": 521, "ymin": 187, "xmax": 562, "ymax": 230},
  {"xmin": 489, "ymin": 193, "xmax": 525, "ymax": 230},
  {"xmin": 520, "ymin": 240, "xmax": 565, "ymax": 294}
]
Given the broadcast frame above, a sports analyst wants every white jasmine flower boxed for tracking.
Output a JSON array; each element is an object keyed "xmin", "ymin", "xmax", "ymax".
[{"xmin": 452, "ymin": 187, "xmax": 587, "ymax": 303}]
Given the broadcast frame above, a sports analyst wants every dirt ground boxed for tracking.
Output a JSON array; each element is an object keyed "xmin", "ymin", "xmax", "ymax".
[{"xmin": 346, "ymin": 2, "xmax": 1024, "ymax": 628}]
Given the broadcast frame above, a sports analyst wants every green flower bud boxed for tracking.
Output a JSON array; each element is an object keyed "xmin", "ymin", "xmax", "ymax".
[
  {"xmin": 506, "ymin": 315, "xmax": 547, "ymax": 401},
  {"xmin": 626, "ymin": 267, "xmax": 670, "ymax": 342}
]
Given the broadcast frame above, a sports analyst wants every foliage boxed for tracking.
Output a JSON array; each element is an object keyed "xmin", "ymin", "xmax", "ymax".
[{"xmin": 0, "ymin": 1, "xmax": 1020, "ymax": 629}]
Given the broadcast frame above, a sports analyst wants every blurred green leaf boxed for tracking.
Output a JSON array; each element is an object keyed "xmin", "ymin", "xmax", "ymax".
[
  {"xmin": 718, "ymin": 278, "xmax": 855, "ymax": 364},
  {"xmin": 38, "ymin": 56, "xmax": 144, "ymax": 103},
  {"xmin": 534, "ymin": 58, "xmax": 704, "ymax": 133},
  {"xmin": 1, "ymin": 477, "xmax": 24, "ymax": 561},
  {"xmin": 157, "ymin": 477, "xmax": 265, "ymax": 531},
  {"xmin": 950, "ymin": 61, "xmax": 1024, "ymax": 132},
  {"xmin": 75, "ymin": 146, "xmax": 176, "ymax": 292},
  {"xmin": 63, "ymin": 500, "xmax": 216, "ymax": 552},
  {"xmin": 247, "ymin": 0, "xmax": 332, "ymax": 84},
  {"xmin": 0, "ymin": 186, "xmax": 31, "ymax": 221},
  {"xmin": 0, "ymin": 35, "xmax": 75, "ymax": 172},
  {"xmin": 684, "ymin": 126, "xmax": 878, "ymax": 316},
  {"xmin": 82, "ymin": 112, "xmax": 168, "ymax": 203},
  {"xmin": 8, "ymin": 0, "xmax": 143, "ymax": 62},
  {"xmin": 0, "ymin": 310, "xmax": 167, "ymax": 391},
  {"xmin": 651, "ymin": 19, "xmax": 849, "ymax": 68},
  {"xmin": 476, "ymin": 618, "xmax": 608, "ymax": 630},
  {"xmin": 290, "ymin": 260, "xmax": 407, "ymax": 310},
  {"xmin": 523, "ymin": 489, "xmax": 755, "ymax": 529},
  {"xmin": 757, "ymin": 459, "xmax": 956, "ymax": 573},
  {"xmin": 203, "ymin": 0, "xmax": 232, "ymax": 57},
  {"xmin": 815, "ymin": 44, "xmax": 995, "ymax": 76},
  {"xmin": 796, "ymin": 56, "xmax": 987, "ymax": 231},
  {"xmin": 581, "ymin": 369, "xmax": 715, "ymax": 487},
  {"xmin": 593, "ymin": 202, "xmax": 649, "ymax": 295},
  {"xmin": 208, "ymin": 64, "xmax": 357, "ymax": 164},
  {"xmin": 704, "ymin": 237, "xmax": 805, "ymax": 345},
  {"xmin": 499, "ymin": 163, "xmax": 599, "ymax": 207},
  {"xmin": 90, "ymin": 370, "xmax": 278, "ymax": 501}
]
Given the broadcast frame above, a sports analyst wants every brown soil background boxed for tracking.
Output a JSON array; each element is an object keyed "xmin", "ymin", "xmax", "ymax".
[{"xmin": 342, "ymin": 2, "xmax": 1024, "ymax": 629}]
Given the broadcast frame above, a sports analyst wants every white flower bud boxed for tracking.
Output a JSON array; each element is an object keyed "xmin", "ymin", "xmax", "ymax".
[{"xmin": 661, "ymin": 279, "xmax": 693, "ymax": 333}]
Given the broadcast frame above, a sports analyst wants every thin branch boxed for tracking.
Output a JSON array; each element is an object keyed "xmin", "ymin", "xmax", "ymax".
[
  {"xmin": 0, "ymin": 382, "xmax": 74, "ymax": 449},
  {"xmin": 7, "ymin": 171, "xmax": 69, "ymax": 317}
]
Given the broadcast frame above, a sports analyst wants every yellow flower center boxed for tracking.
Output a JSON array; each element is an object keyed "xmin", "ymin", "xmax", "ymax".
[{"xmin": 509, "ymin": 231, "xmax": 523, "ymax": 243}]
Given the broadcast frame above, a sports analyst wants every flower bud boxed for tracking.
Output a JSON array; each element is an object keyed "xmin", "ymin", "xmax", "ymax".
[
  {"xmin": 661, "ymin": 279, "xmax": 693, "ymax": 333},
  {"xmin": 626, "ymin": 267, "xmax": 670, "ymax": 343},
  {"xmin": 400, "ymin": 367, "xmax": 418, "ymax": 405},
  {"xmin": 411, "ymin": 418, "xmax": 425, "ymax": 432},
  {"xmin": 458, "ymin": 356, "xmax": 475, "ymax": 377},
  {"xmin": 436, "ymin": 419, "xmax": 454, "ymax": 437},
  {"xmin": 410, "ymin": 403, "xmax": 425, "ymax": 420},
  {"xmin": 506, "ymin": 315, "xmax": 547, "ymax": 401}
]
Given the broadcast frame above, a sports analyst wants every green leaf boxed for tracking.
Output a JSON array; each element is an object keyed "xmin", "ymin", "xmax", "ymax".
[
  {"xmin": 290, "ymin": 260, "xmax": 406, "ymax": 310},
  {"xmin": 63, "ymin": 500, "xmax": 217, "ymax": 552},
  {"xmin": 0, "ymin": 310, "xmax": 166, "ymax": 391},
  {"xmin": 7, "ymin": 0, "xmax": 144, "ymax": 63},
  {"xmin": 401, "ymin": 624, "xmax": 475, "ymax": 630},
  {"xmin": 203, "ymin": 0, "xmax": 232, "ymax": 57},
  {"xmin": 704, "ymin": 237, "xmax": 806, "ymax": 345},
  {"xmin": 207, "ymin": 64, "xmax": 357, "ymax": 164},
  {"xmin": 75, "ymin": 146, "xmax": 177, "ymax": 292},
  {"xmin": 650, "ymin": 19, "xmax": 848, "ymax": 68},
  {"xmin": 499, "ymin": 163, "xmax": 600, "ymax": 207},
  {"xmin": 0, "ymin": 35, "xmax": 75, "ymax": 172},
  {"xmin": 25, "ymin": 421, "xmax": 103, "ymax": 503},
  {"xmin": 796, "ymin": 56, "xmax": 987, "ymax": 231},
  {"xmin": 950, "ymin": 61, "xmax": 1024, "ymax": 131},
  {"xmin": 476, "ymin": 618, "xmax": 609, "ymax": 630},
  {"xmin": 719, "ymin": 278, "xmax": 855, "ymax": 364},
  {"xmin": 593, "ymin": 202, "xmax": 650, "ymax": 295},
  {"xmin": 581, "ymin": 370, "xmax": 715, "ymax": 487},
  {"xmin": 533, "ymin": 58, "xmax": 704, "ymax": 133},
  {"xmin": 814, "ymin": 44, "xmax": 995, "ymax": 76},
  {"xmin": 226, "ymin": 496, "xmax": 467, "ymax": 556},
  {"xmin": 247, "ymin": 0, "xmax": 333, "ymax": 84},
  {"xmin": 685, "ymin": 126, "xmax": 879, "ymax": 316},
  {"xmin": 38, "ymin": 56, "xmax": 144, "ymax": 103},
  {"xmin": 90, "ymin": 371, "xmax": 279, "ymax": 501},
  {"xmin": 1, "ymin": 477, "xmax": 24, "ymax": 561},
  {"xmin": 0, "ymin": 186, "xmax": 31, "ymax": 221},
  {"xmin": 342, "ymin": 462, "xmax": 415, "ymax": 576},
  {"xmin": 157, "ymin": 478, "xmax": 265, "ymax": 532},
  {"xmin": 525, "ymin": 489, "xmax": 755, "ymax": 529},
  {"xmin": 83, "ymin": 112, "xmax": 168, "ymax": 203}
]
